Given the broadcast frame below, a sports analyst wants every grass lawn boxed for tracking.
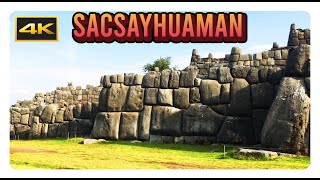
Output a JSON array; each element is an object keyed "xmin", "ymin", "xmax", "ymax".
[{"xmin": 10, "ymin": 138, "xmax": 310, "ymax": 170}]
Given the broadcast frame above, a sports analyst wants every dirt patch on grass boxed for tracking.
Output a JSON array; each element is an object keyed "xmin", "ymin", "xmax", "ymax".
[
  {"xmin": 10, "ymin": 147, "xmax": 57, "ymax": 154},
  {"xmin": 145, "ymin": 161, "xmax": 220, "ymax": 169}
]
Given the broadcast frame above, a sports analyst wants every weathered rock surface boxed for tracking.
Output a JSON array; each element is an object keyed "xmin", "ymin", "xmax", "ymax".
[
  {"xmin": 173, "ymin": 88, "xmax": 190, "ymax": 109},
  {"xmin": 144, "ymin": 88, "xmax": 158, "ymax": 105},
  {"xmin": 138, "ymin": 106, "xmax": 152, "ymax": 141},
  {"xmin": 261, "ymin": 77, "xmax": 310, "ymax": 154},
  {"xmin": 158, "ymin": 89, "xmax": 173, "ymax": 106},
  {"xmin": 119, "ymin": 112, "xmax": 139, "ymax": 140},
  {"xmin": 107, "ymin": 83, "xmax": 129, "ymax": 112},
  {"xmin": 229, "ymin": 78, "xmax": 252, "ymax": 117},
  {"xmin": 182, "ymin": 104, "xmax": 226, "ymax": 136},
  {"xmin": 285, "ymin": 44, "xmax": 310, "ymax": 77},
  {"xmin": 91, "ymin": 112, "xmax": 121, "ymax": 140},
  {"xmin": 200, "ymin": 80, "xmax": 221, "ymax": 105},
  {"xmin": 251, "ymin": 82, "xmax": 274, "ymax": 109},
  {"xmin": 40, "ymin": 104, "xmax": 58, "ymax": 123},
  {"xmin": 126, "ymin": 85, "xmax": 144, "ymax": 111}
]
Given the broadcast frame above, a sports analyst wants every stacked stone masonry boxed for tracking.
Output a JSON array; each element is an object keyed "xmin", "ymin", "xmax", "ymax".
[{"xmin": 10, "ymin": 24, "xmax": 310, "ymax": 155}]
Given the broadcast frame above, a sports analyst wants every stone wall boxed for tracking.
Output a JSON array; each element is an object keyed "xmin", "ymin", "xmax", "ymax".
[{"xmin": 9, "ymin": 24, "xmax": 311, "ymax": 154}]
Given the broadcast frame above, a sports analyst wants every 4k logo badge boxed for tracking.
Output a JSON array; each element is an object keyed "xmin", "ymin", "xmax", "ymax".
[{"xmin": 15, "ymin": 16, "xmax": 58, "ymax": 42}]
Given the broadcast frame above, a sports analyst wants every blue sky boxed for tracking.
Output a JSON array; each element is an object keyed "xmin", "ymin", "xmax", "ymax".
[{"xmin": 10, "ymin": 11, "xmax": 310, "ymax": 104}]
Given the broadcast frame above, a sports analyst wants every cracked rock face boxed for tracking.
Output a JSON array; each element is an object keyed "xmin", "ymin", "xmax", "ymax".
[{"xmin": 261, "ymin": 77, "xmax": 310, "ymax": 155}]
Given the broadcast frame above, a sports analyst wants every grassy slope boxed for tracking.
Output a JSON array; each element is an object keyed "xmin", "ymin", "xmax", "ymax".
[{"xmin": 10, "ymin": 139, "xmax": 310, "ymax": 170}]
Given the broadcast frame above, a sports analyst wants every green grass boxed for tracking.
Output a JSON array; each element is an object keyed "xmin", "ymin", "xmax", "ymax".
[{"xmin": 10, "ymin": 138, "xmax": 310, "ymax": 169}]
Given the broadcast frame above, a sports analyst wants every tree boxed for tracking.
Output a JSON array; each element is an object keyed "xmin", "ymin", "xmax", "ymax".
[{"xmin": 143, "ymin": 56, "xmax": 175, "ymax": 72}]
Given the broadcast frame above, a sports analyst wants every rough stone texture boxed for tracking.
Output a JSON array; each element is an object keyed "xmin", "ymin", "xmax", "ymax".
[
  {"xmin": 64, "ymin": 106, "xmax": 74, "ymax": 121},
  {"xmin": 41, "ymin": 124, "xmax": 48, "ymax": 138},
  {"xmin": 57, "ymin": 122, "xmax": 69, "ymax": 138},
  {"xmin": 251, "ymin": 82, "xmax": 274, "ymax": 109},
  {"xmin": 282, "ymin": 49, "xmax": 289, "ymax": 59},
  {"xmin": 169, "ymin": 70, "xmax": 180, "ymax": 89},
  {"xmin": 160, "ymin": 69, "xmax": 171, "ymax": 88},
  {"xmin": 119, "ymin": 112, "xmax": 139, "ymax": 140},
  {"xmin": 20, "ymin": 114, "xmax": 30, "ymax": 125},
  {"xmin": 142, "ymin": 71, "xmax": 158, "ymax": 88},
  {"xmin": 91, "ymin": 112, "xmax": 121, "ymax": 140},
  {"xmin": 173, "ymin": 88, "xmax": 190, "ymax": 109},
  {"xmin": 110, "ymin": 74, "xmax": 118, "ymax": 83},
  {"xmin": 285, "ymin": 44, "xmax": 310, "ymax": 77},
  {"xmin": 231, "ymin": 47, "xmax": 242, "ymax": 55},
  {"xmin": 10, "ymin": 124, "xmax": 15, "ymax": 139},
  {"xmin": 211, "ymin": 104, "xmax": 228, "ymax": 116},
  {"xmin": 92, "ymin": 102, "xmax": 99, "ymax": 120},
  {"xmin": 138, "ymin": 106, "xmax": 152, "ymax": 141},
  {"xmin": 15, "ymin": 124, "xmax": 31, "ymax": 139},
  {"xmin": 194, "ymin": 78, "xmax": 201, "ymax": 87},
  {"xmin": 274, "ymin": 50, "xmax": 282, "ymax": 60},
  {"xmin": 150, "ymin": 106, "xmax": 182, "ymax": 136},
  {"xmin": 126, "ymin": 85, "xmax": 144, "ymax": 112},
  {"xmin": 200, "ymin": 80, "xmax": 221, "ymax": 105},
  {"xmin": 259, "ymin": 67, "xmax": 268, "ymax": 83},
  {"xmin": 144, "ymin": 88, "xmax": 158, "ymax": 105},
  {"xmin": 231, "ymin": 66, "xmax": 250, "ymax": 78},
  {"xmin": 73, "ymin": 104, "xmax": 82, "ymax": 118},
  {"xmin": 246, "ymin": 68, "xmax": 259, "ymax": 84},
  {"xmin": 40, "ymin": 104, "xmax": 58, "ymax": 123},
  {"xmin": 179, "ymin": 69, "xmax": 198, "ymax": 87},
  {"xmin": 124, "ymin": 73, "xmax": 135, "ymax": 86},
  {"xmin": 305, "ymin": 77, "xmax": 310, "ymax": 96},
  {"xmin": 237, "ymin": 149, "xmax": 278, "ymax": 158},
  {"xmin": 158, "ymin": 89, "xmax": 173, "ymax": 106},
  {"xmin": 261, "ymin": 77, "xmax": 310, "ymax": 154},
  {"xmin": 102, "ymin": 75, "xmax": 111, "ymax": 88},
  {"xmin": 11, "ymin": 110, "xmax": 21, "ymax": 124},
  {"xmin": 134, "ymin": 74, "xmax": 143, "ymax": 85},
  {"xmin": 229, "ymin": 55, "xmax": 239, "ymax": 62},
  {"xmin": 98, "ymin": 88, "xmax": 108, "ymax": 112},
  {"xmin": 47, "ymin": 123, "xmax": 59, "ymax": 138},
  {"xmin": 190, "ymin": 87, "xmax": 200, "ymax": 103},
  {"xmin": 208, "ymin": 67, "xmax": 219, "ymax": 80},
  {"xmin": 117, "ymin": 74, "xmax": 124, "ymax": 83},
  {"xmin": 239, "ymin": 54, "xmax": 249, "ymax": 61},
  {"xmin": 29, "ymin": 122, "xmax": 42, "ymax": 139},
  {"xmin": 55, "ymin": 110, "xmax": 64, "ymax": 123},
  {"xmin": 229, "ymin": 78, "xmax": 252, "ymax": 117},
  {"xmin": 184, "ymin": 136, "xmax": 216, "ymax": 145},
  {"xmin": 182, "ymin": 104, "xmax": 226, "ymax": 136},
  {"xmin": 218, "ymin": 67, "xmax": 233, "ymax": 83},
  {"xmin": 107, "ymin": 83, "xmax": 129, "ymax": 112},
  {"xmin": 267, "ymin": 67, "xmax": 283, "ymax": 85},
  {"xmin": 83, "ymin": 139, "xmax": 106, "ymax": 145},
  {"xmin": 220, "ymin": 84, "xmax": 230, "ymax": 104},
  {"xmin": 81, "ymin": 102, "xmax": 92, "ymax": 119},
  {"xmin": 252, "ymin": 109, "xmax": 268, "ymax": 144},
  {"xmin": 217, "ymin": 117, "xmax": 255, "ymax": 145}
]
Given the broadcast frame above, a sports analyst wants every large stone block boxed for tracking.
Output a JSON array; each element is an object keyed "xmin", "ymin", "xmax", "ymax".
[
  {"xmin": 218, "ymin": 67, "xmax": 233, "ymax": 83},
  {"xmin": 73, "ymin": 104, "xmax": 82, "ymax": 118},
  {"xmin": 184, "ymin": 136, "xmax": 216, "ymax": 145},
  {"xmin": 76, "ymin": 119, "xmax": 94, "ymax": 137},
  {"xmin": 231, "ymin": 66, "xmax": 250, "ymax": 78},
  {"xmin": 190, "ymin": 87, "xmax": 200, "ymax": 103},
  {"xmin": 182, "ymin": 104, "xmax": 226, "ymax": 136},
  {"xmin": 217, "ymin": 117, "xmax": 255, "ymax": 144},
  {"xmin": 267, "ymin": 67, "xmax": 283, "ymax": 85},
  {"xmin": 98, "ymin": 88, "xmax": 108, "ymax": 112},
  {"xmin": 55, "ymin": 110, "xmax": 64, "ymax": 123},
  {"xmin": 106, "ymin": 83, "xmax": 129, "ymax": 112},
  {"xmin": 251, "ymin": 82, "xmax": 274, "ymax": 109},
  {"xmin": 142, "ymin": 71, "xmax": 159, "ymax": 88},
  {"xmin": 40, "ymin": 104, "xmax": 58, "ymax": 123},
  {"xmin": 124, "ymin": 73, "xmax": 135, "ymax": 86},
  {"xmin": 102, "ymin": 75, "xmax": 111, "ymax": 88},
  {"xmin": 14, "ymin": 124, "xmax": 31, "ymax": 139},
  {"xmin": 150, "ymin": 106, "xmax": 182, "ymax": 136},
  {"xmin": 10, "ymin": 124, "xmax": 15, "ymax": 139},
  {"xmin": 158, "ymin": 89, "xmax": 173, "ymax": 106},
  {"xmin": 229, "ymin": 78, "xmax": 251, "ymax": 117},
  {"xmin": 261, "ymin": 77, "xmax": 310, "ymax": 154},
  {"xmin": 57, "ymin": 122, "xmax": 69, "ymax": 138},
  {"xmin": 258, "ymin": 67, "xmax": 268, "ymax": 83},
  {"xmin": 252, "ymin": 109, "xmax": 268, "ymax": 144},
  {"xmin": 200, "ymin": 80, "xmax": 221, "ymax": 105},
  {"xmin": 179, "ymin": 69, "xmax": 198, "ymax": 87},
  {"xmin": 20, "ymin": 114, "xmax": 30, "ymax": 125},
  {"xmin": 169, "ymin": 70, "xmax": 180, "ymax": 89},
  {"xmin": 119, "ymin": 112, "xmax": 139, "ymax": 140},
  {"xmin": 144, "ymin": 88, "xmax": 158, "ymax": 105},
  {"xmin": 117, "ymin": 74, "xmax": 124, "ymax": 83},
  {"xmin": 138, "ymin": 106, "xmax": 152, "ymax": 141},
  {"xmin": 208, "ymin": 67, "xmax": 219, "ymax": 80},
  {"xmin": 64, "ymin": 105, "xmax": 74, "ymax": 121},
  {"xmin": 47, "ymin": 123, "xmax": 59, "ymax": 138},
  {"xmin": 285, "ymin": 44, "xmax": 310, "ymax": 77},
  {"xmin": 91, "ymin": 112, "xmax": 121, "ymax": 140},
  {"xmin": 160, "ymin": 69, "xmax": 171, "ymax": 88},
  {"xmin": 134, "ymin": 74, "xmax": 143, "ymax": 85},
  {"xmin": 220, "ymin": 83, "xmax": 230, "ymax": 104},
  {"xmin": 11, "ymin": 109, "xmax": 21, "ymax": 124},
  {"xmin": 126, "ymin": 85, "xmax": 144, "ymax": 111},
  {"xmin": 91, "ymin": 102, "xmax": 99, "ymax": 120},
  {"xmin": 41, "ymin": 124, "xmax": 49, "ymax": 138},
  {"xmin": 81, "ymin": 102, "xmax": 92, "ymax": 119},
  {"xmin": 173, "ymin": 88, "xmax": 190, "ymax": 109}
]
